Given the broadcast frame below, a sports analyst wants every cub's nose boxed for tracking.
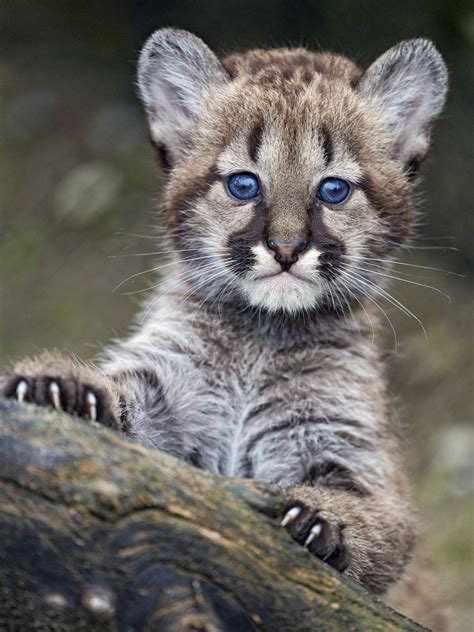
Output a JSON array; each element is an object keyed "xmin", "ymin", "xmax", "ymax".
[{"xmin": 266, "ymin": 237, "xmax": 308, "ymax": 271}]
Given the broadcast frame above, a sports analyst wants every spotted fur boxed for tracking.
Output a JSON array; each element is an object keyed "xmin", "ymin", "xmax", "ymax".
[{"xmin": 2, "ymin": 29, "xmax": 448, "ymax": 610}]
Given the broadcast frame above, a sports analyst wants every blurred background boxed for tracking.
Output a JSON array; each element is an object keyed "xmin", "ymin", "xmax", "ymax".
[{"xmin": 1, "ymin": 1, "xmax": 472, "ymax": 628}]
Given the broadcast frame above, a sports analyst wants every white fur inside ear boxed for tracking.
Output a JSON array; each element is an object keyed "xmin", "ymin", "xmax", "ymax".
[
  {"xmin": 137, "ymin": 28, "xmax": 228, "ymax": 158},
  {"xmin": 358, "ymin": 39, "xmax": 447, "ymax": 165}
]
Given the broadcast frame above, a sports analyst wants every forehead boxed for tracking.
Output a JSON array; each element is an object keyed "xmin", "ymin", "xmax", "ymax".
[
  {"xmin": 222, "ymin": 48, "xmax": 362, "ymax": 85},
  {"xmin": 210, "ymin": 80, "xmax": 368, "ymax": 183}
]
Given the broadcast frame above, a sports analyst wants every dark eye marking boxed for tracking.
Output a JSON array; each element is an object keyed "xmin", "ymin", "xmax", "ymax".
[
  {"xmin": 226, "ymin": 172, "xmax": 260, "ymax": 201},
  {"xmin": 248, "ymin": 119, "xmax": 264, "ymax": 163},
  {"xmin": 317, "ymin": 178, "xmax": 351, "ymax": 205},
  {"xmin": 320, "ymin": 125, "xmax": 333, "ymax": 166},
  {"xmin": 227, "ymin": 199, "xmax": 268, "ymax": 275},
  {"xmin": 167, "ymin": 163, "xmax": 219, "ymax": 244}
]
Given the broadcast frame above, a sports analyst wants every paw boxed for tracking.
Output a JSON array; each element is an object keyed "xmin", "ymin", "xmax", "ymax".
[
  {"xmin": 1, "ymin": 355, "xmax": 119, "ymax": 429},
  {"xmin": 281, "ymin": 503, "xmax": 350, "ymax": 572}
]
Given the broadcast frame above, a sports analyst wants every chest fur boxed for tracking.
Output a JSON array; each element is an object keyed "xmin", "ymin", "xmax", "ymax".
[{"xmin": 191, "ymin": 335, "xmax": 381, "ymax": 485}]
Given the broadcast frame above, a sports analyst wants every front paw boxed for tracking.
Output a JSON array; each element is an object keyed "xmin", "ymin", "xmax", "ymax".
[
  {"xmin": 1, "ymin": 353, "xmax": 119, "ymax": 429},
  {"xmin": 281, "ymin": 503, "xmax": 350, "ymax": 572}
]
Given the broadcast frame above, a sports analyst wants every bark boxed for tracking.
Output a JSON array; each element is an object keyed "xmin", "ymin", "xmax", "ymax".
[{"xmin": 0, "ymin": 399, "xmax": 424, "ymax": 631}]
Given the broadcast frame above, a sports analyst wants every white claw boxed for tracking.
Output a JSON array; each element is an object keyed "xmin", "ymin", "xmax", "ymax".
[
  {"xmin": 16, "ymin": 380, "xmax": 28, "ymax": 403},
  {"xmin": 85, "ymin": 390, "xmax": 97, "ymax": 421},
  {"xmin": 281, "ymin": 506, "xmax": 302, "ymax": 527},
  {"xmin": 49, "ymin": 381, "xmax": 62, "ymax": 410},
  {"xmin": 304, "ymin": 522, "xmax": 323, "ymax": 548}
]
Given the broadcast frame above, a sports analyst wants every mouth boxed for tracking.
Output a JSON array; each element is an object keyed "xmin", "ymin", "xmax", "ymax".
[
  {"xmin": 255, "ymin": 270, "xmax": 310, "ymax": 285},
  {"xmin": 241, "ymin": 267, "xmax": 323, "ymax": 313}
]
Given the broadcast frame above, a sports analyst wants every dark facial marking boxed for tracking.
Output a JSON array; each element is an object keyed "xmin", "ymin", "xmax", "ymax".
[
  {"xmin": 247, "ymin": 118, "xmax": 264, "ymax": 163},
  {"xmin": 308, "ymin": 202, "xmax": 346, "ymax": 278},
  {"xmin": 320, "ymin": 125, "xmax": 333, "ymax": 166},
  {"xmin": 168, "ymin": 163, "xmax": 219, "ymax": 245},
  {"xmin": 358, "ymin": 173, "xmax": 413, "ymax": 248},
  {"xmin": 226, "ymin": 199, "xmax": 268, "ymax": 275},
  {"xmin": 227, "ymin": 236, "xmax": 256, "ymax": 275}
]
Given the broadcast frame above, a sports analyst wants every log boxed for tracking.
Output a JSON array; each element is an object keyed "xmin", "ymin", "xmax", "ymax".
[{"xmin": 0, "ymin": 399, "xmax": 424, "ymax": 631}]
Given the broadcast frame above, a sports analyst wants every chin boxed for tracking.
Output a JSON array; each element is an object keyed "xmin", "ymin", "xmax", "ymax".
[{"xmin": 240, "ymin": 272, "xmax": 323, "ymax": 314}]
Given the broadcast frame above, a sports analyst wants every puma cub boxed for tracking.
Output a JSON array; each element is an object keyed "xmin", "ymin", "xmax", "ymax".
[{"xmin": 2, "ymin": 28, "xmax": 448, "ymax": 611}]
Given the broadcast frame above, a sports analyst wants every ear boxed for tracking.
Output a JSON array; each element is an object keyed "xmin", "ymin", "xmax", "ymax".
[
  {"xmin": 358, "ymin": 39, "xmax": 448, "ymax": 171},
  {"xmin": 137, "ymin": 28, "xmax": 228, "ymax": 167}
]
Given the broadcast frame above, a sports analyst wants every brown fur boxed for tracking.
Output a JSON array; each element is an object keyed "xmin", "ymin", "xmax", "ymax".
[{"xmin": 223, "ymin": 48, "xmax": 362, "ymax": 85}]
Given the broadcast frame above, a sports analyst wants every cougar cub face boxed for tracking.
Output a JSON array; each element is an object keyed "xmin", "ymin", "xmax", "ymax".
[{"xmin": 138, "ymin": 30, "xmax": 447, "ymax": 314}]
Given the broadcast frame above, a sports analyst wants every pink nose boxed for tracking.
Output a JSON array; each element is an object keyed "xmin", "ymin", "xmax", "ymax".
[{"xmin": 266, "ymin": 238, "xmax": 308, "ymax": 271}]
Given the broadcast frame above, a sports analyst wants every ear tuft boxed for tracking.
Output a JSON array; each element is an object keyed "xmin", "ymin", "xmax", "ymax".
[
  {"xmin": 358, "ymin": 38, "xmax": 448, "ymax": 169},
  {"xmin": 137, "ymin": 28, "xmax": 228, "ymax": 166}
]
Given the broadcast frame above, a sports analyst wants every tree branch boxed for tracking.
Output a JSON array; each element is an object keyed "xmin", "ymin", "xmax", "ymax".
[{"xmin": 0, "ymin": 400, "xmax": 424, "ymax": 631}]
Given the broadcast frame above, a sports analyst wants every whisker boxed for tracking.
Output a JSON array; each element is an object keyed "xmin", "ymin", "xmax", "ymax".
[
  {"xmin": 210, "ymin": 275, "xmax": 237, "ymax": 315},
  {"xmin": 352, "ymin": 263, "xmax": 431, "ymax": 280},
  {"xmin": 137, "ymin": 261, "xmax": 228, "ymax": 319},
  {"xmin": 113, "ymin": 231, "xmax": 159, "ymax": 240},
  {"xmin": 337, "ymin": 276, "xmax": 375, "ymax": 344},
  {"xmin": 324, "ymin": 281, "xmax": 337, "ymax": 313},
  {"xmin": 109, "ymin": 246, "xmax": 230, "ymax": 258},
  {"xmin": 414, "ymin": 236, "xmax": 456, "ymax": 241},
  {"xmin": 331, "ymin": 280, "xmax": 357, "ymax": 331},
  {"xmin": 343, "ymin": 275, "xmax": 398, "ymax": 353},
  {"xmin": 120, "ymin": 261, "xmax": 224, "ymax": 296},
  {"xmin": 341, "ymin": 255, "xmax": 461, "ymax": 276},
  {"xmin": 344, "ymin": 267, "xmax": 427, "ymax": 338},
  {"xmin": 402, "ymin": 245, "xmax": 459, "ymax": 252},
  {"xmin": 347, "ymin": 264, "xmax": 452, "ymax": 303},
  {"xmin": 181, "ymin": 268, "xmax": 231, "ymax": 317},
  {"xmin": 113, "ymin": 254, "xmax": 225, "ymax": 293}
]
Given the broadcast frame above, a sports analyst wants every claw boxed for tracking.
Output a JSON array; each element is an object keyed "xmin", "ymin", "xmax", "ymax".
[
  {"xmin": 16, "ymin": 380, "xmax": 28, "ymax": 403},
  {"xmin": 304, "ymin": 522, "xmax": 323, "ymax": 548},
  {"xmin": 85, "ymin": 390, "xmax": 97, "ymax": 421},
  {"xmin": 281, "ymin": 506, "xmax": 302, "ymax": 527},
  {"xmin": 49, "ymin": 381, "xmax": 62, "ymax": 410}
]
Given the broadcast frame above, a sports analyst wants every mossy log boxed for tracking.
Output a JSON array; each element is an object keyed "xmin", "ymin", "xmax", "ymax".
[{"xmin": 0, "ymin": 400, "xmax": 424, "ymax": 631}]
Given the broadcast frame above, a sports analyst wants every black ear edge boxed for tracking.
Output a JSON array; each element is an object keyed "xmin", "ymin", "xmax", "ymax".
[
  {"xmin": 403, "ymin": 153, "xmax": 424, "ymax": 180},
  {"xmin": 151, "ymin": 139, "xmax": 173, "ymax": 172}
]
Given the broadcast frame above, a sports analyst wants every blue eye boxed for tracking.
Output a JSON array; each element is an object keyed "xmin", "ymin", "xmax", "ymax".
[
  {"xmin": 227, "ymin": 172, "xmax": 260, "ymax": 200},
  {"xmin": 318, "ymin": 178, "xmax": 351, "ymax": 205}
]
